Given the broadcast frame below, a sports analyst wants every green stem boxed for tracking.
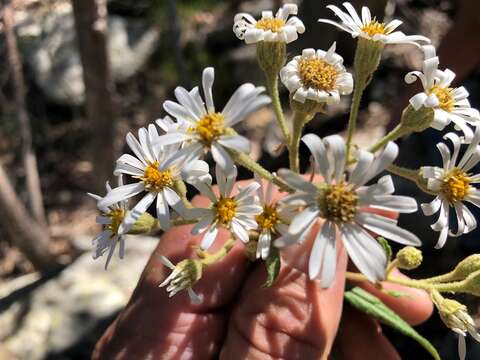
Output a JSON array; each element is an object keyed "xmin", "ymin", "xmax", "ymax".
[
  {"xmin": 345, "ymin": 76, "xmax": 366, "ymax": 162},
  {"xmin": 229, "ymin": 149, "xmax": 292, "ymax": 192},
  {"xmin": 199, "ymin": 238, "xmax": 236, "ymax": 266},
  {"xmin": 266, "ymin": 73, "xmax": 290, "ymax": 145},
  {"xmin": 386, "ymin": 164, "xmax": 419, "ymax": 183},
  {"xmin": 423, "ymin": 271, "xmax": 456, "ymax": 284},
  {"xmin": 171, "ymin": 218, "xmax": 198, "ymax": 226},
  {"xmin": 368, "ymin": 124, "xmax": 411, "ymax": 153},
  {"xmin": 345, "ymin": 271, "xmax": 466, "ymax": 293},
  {"xmin": 289, "ymin": 111, "xmax": 309, "ymax": 172},
  {"xmin": 385, "ymin": 259, "xmax": 399, "ymax": 277},
  {"xmin": 174, "ymin": 179, "xmax": 192, "ymax": 209}
]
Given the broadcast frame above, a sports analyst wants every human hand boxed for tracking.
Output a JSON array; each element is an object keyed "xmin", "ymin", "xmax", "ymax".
[{"xmin": 92, "ymin": 179, "xmax": 433, "ymax": 360}]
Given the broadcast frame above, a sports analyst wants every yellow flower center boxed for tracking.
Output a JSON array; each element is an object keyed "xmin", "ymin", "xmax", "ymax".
[
  {"xmin": 214, "ymin": 197, "xmax": 237, "ymax": 225},
  {"xmin": 429, "ymin": 85, "xmax": 455, "ymax": 112},
  {"xmin": 141, "ymin": 161, "xmax": 174, "ymax": 192},
  {"xmin": 361, "ymin": 19, "xmax": 387, "ymax": 37},
  {"xmin": 256, "ymin": 204, "xmax": 280, "ymax": 232},
  {"xmin": 255, "ymin": 18, "xmax": 285, "ymax": 32},
  {"xmin": 190, "ymin": 113, "xmax": 225, "ymax": 146},
  {"xmin": 105, "ymin": 208, "xmax": 125, "ymax": 235},
  {"xmin": 318, "ymin": 182, "xmax": 358, "ymax": 223},
  {"xmin": 441, "ymin": 168, "xmax": 471, "ymax": 203},
  {"xmin": 298, "ymin": 58, "xmax": 337, "ymax": 92}
]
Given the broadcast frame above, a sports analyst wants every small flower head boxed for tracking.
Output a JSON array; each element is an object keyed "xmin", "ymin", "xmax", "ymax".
[
  {"xmin": 406, "ymin": 46, "xmax": 480, "ymax": 139},
  {"xmin": 396, "ymin": 246, "xmax": 423, "ymax": 270},
  {"xmin": 280, "ymin": 43, "xmax": 353, "ymax": 104},
  {"xmin": 159, "ymin": 255, "xmax": 203, "ymax": 304},
  {"xmin": 98, "ymin": 125, "xmax": 208, "ymax": 234},
  {"xmin": 233, "ymin": 3, "xmax": 305, "ymax": 44},
  {"xmin": 88, "ymin": 177, "xmax": 129, "ymax": 269},
  {"xmin": 276, "ymin": 134, "xmax": 420, "ymax": 287},
  {"xmin": 318, "ymin": 2, "xmax": 429, "ymax": 46},
  {"xmin": 253, "ymin": 175, "xmax": 291, "ymax": 259},
  {"xmin": 157, "ymin": 67, "xmax": 270, "ymax": 171},
  {"xmin": 420, "ymin": 130, "xmax": 480, "ymax": 248},
  {"xmin": 189, "ymin": 165, "xmax": 262, "ymax": 250}
]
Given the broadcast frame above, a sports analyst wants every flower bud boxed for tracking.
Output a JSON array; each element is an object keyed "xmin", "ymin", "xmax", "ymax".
[
  {"xmin": 399, "ymin": 104, "xmax": 435, "ymax": 133},
  {"xmin": 159, "ymin": 256, "xmax": 203, "ymax": 303},
  {"xmin": 463, "ymin": 270, "xmax": 480, "ymax": 297},
  {"xmin": 244, "ymin": 240, "xmax": 258, "ymax": 262},
  {"xmin": 396, "ymin": 246, "xmax": 423, "ymax": 270},
  {"xmin": 450, "ymin": 254, "xmax": 480, "ymax": 281},
  {"xmin": 256, "ymin": 42, "xmax": 286, "ymax": 75},
  {"xmin": 128, "ymin": 212, "xmax": 158, "ymax": 234}
]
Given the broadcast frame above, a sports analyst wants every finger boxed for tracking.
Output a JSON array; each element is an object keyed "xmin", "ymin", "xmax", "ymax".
[
  {"xmin": 334, "ymin": 306, "xmax": 401, "ymax": 360},
  {"xmin": 358, "ymin": 268, "xmax": 433, "ymax": 326},
  {"xmin": 93, "ymin": 191, "xmax": 252, "ymax": 360},
  {"xmin": 220, "ymin": 224, "xmax": 349, "ymax": 359}
]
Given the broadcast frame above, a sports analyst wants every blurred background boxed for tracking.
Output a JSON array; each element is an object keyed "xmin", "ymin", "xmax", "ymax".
[{"xmin": 0, "ymin": 0, "xmax": 479, "ymax": 359}]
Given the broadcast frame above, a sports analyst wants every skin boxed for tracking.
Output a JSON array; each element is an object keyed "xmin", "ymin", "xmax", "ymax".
[{"xmin": 92, "ymin": 178, "xmax": 433, "ymax": 359}]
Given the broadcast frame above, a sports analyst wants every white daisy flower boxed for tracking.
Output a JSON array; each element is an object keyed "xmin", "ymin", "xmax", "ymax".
[
  {"xmin": 189, "ymin": 165, "xmax": 262, "ymax": 250},
  {"xmin": 158, "ymin": 255, "xmax": 203, "ymax": 304},
  {"xmin": 88, "ymin": 177, "xmax": 128, "ymax": 269},
  {"xmin": 98, "ymin": 124, "xmax": 209, "ymax": 233},
  {"xmin": 420, "ymin": 130, "xmax": 480, "ymax": 248},
  {"xmin": 406, "ymin": 45, "xmax": 480, "ymax": 140},
  {"xmin": 318, "ymin": 2, "xmax": 429, "ymax": 45},
  {"xmin": 157, "ymin": 67, "xmax": 271, "ymax": 170},
  {"xmin": 253, "ymin": 174, "xmax": 293, "ymax": 260},
  {"xmin": 276, "ymin": 134, "xmax": 420, "ymax": 287},
  {"xmin": 233, "ymin": 3, "xmax": 305, "ymax": 44},
  {"xmin": 280, "ymin": 42, "xmax": 353, "ymax": 104}
]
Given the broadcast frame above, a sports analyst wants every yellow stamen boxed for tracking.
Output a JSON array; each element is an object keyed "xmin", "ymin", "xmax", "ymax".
[
  {"xmin": 429, "ymin": 85, "xmax": 455, "ymax": 112},
  {"xmin": 298, "ymin": 58, "xmax": 337, "ymax": 92},
  {"xmin": 255, "ymin": 18, "xmax": 285, "ymax": 32},
  {"xmin": 214, "ymin": 197, "xmax": 237, "ymax": 225},
  {"xmin": 105, "ymin": 208, "xmax": 125, "ymax": 235},
  {"xmin": 318, "ymin": 182, "xmax": 358, "ymax": 223},
  {"xmin": 442, "ymin": 168, "xmax": 471, "ymax": 203},
  {"xmin": 141, "ymin": 161, "xmax": 174, "ymax": 192},
  {"xmin": 189, "ymin": 113, "xmax": 225, "ymax": 146},
  {"xmin": 361, "ymin": 18, "xmax": 387, "ymax": 37},
  {"xmin": 256, "ymin": 204, "xmax": 280, "ymax": 232}
]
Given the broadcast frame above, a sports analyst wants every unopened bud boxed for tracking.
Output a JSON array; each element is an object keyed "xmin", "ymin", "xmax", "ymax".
[
  {"xmin": 128, "ymin": 212, "xmax": 158, "ymax": 234},
  {"xmin": 256, "ymin": 42, "xmax": 286, "ymax": 74},
  {"xmin": 244, "ymin": 240, "xmax": 258, "ymax": 262},
  {"xmin": 396, "ymin": 246, "xmax": 423, "ymax": 270},
  {"xmin": 450, "ymin": 254, "xmax": 480, "ymax": 281},
  {"xmin": 463, "ymin": 270, "xmax": 480, "ymax": 297},
  {"xmin": 399, "ymin": 104, "xmax": 435, "ymax": 133}
]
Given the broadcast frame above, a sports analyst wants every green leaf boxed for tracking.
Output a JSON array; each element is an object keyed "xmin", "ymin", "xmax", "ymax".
[
  {"xmin": 263, "ymin": 247, "xmax": 281, "ymax": 287},
  {"xmin": 377, "ymin": 237, "xmax": 392, "ymax": 262},
  {"xmin": 344, "ymin": 287, "xmax": 440, "ymax": 360}
]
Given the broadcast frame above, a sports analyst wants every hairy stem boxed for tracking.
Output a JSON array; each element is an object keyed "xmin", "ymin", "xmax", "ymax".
[
  {"xmin": 289, "ymin": 111, "xmax": 310, "ymax": 172},
  {"xmin": 368, "ymin": 124, "xmax": 411, "ymax": 153},
  {"xmin": 345, "ymin": 76, "xmax": 366, "ymax": 161},
  {"xmin": 265, "ymin": 73, "xmax": 290, "ymax": 145},
  {"xmin": 199, "ymin": 238, "xmax": 236, "ymax": 266}
]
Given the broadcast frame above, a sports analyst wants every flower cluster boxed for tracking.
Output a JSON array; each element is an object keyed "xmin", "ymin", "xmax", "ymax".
[{"xmin": 87, "ymin": 3, "xmax": 480, "ymax": 359}]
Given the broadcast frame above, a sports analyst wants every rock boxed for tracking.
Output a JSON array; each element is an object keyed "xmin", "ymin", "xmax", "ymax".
[
  {"xmin": 0, "ymin": 235, "xmax": 158, "ymax": 360},
  {"xmin": 20, "ymin": 3, "xmax": 159, "ymax": 105}
]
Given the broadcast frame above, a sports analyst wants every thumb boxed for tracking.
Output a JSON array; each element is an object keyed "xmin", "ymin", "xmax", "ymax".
[{"xmin": 220, "ymin": 222, "xmax": 348, "ymax": 359}]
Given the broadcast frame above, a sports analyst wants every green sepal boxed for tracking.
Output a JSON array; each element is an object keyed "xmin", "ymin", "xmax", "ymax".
[
  {"xmin": 263, "ymin": 247, "xmax": 281, "ymax": 288},
  {"xmin": 344, "ymin": 287, "xmax": 440, "ymax": 360},
  {"xmin": 377, "ymin": 237, "xmax": 392, "ymax": 263}
]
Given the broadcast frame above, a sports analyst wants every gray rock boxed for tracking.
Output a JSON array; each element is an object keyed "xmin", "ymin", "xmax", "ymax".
[
  {"xmin": 0, "ymin": 235, "xmax": 158, "ymax": 360},
  {"xmin": 22, "ymin": 5, "xmax": 159, "ymax": 105}
]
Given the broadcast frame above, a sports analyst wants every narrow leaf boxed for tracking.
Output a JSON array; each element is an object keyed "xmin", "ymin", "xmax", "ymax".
[
  {"xmin": 377, "ymin": 236, "xmax": 392, "ymax": 262},
  {"xmin": 345, "ymin": 287, "xmax": 440, "ymax": 360},
  {"xmin": 263, "ymin": 247, "xmax": 281, "ymax": 287}
]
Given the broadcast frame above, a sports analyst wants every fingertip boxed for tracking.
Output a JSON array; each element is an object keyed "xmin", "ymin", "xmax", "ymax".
[{"xmin": 360, "ymin": 269, "xmax": 434, "ymax": 326}]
